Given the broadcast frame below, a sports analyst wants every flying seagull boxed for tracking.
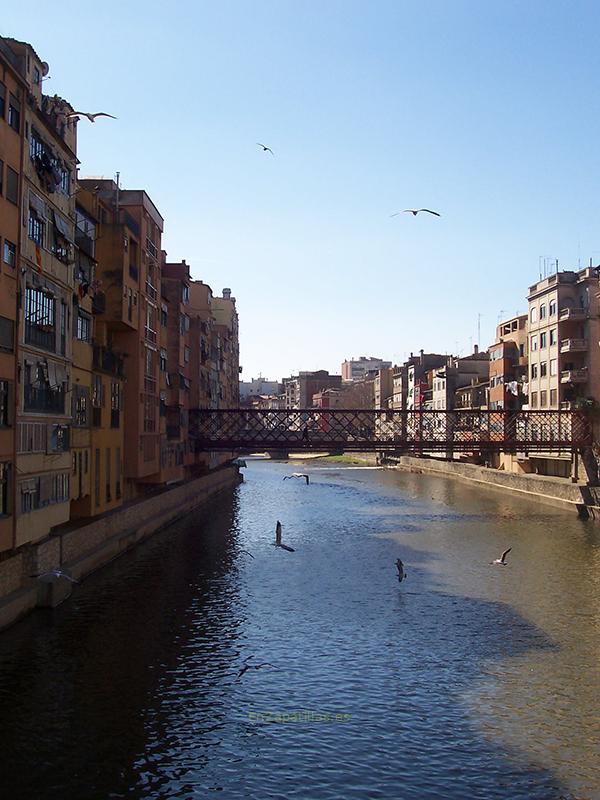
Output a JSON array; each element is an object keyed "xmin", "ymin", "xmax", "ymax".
[
  {"xmin": 256, "ymin": 142, "xmax": 274, "ymax": 155},
  {"xmin": 66, "ymin": 111, "xmax": 117, "ymax": 123},
  {"xmin": 31, "ymin": 569, "xmax": 78, "ymax": 583},
  {"xmin": 240, "ymin": 549, "xmax": 255, "ymax": 559},
  {"xmin": 283, "ymin": 473, "xmax": 310, "ymax": 485},
  {"xmin": 491, "ymin": 547, "xmax": 512, "ymax": 566},
  {"xmin": 391, "ymin": 209, "xmax": 441, "ymax": 217},
  {"xmin": 235, "ymin": 662, "xmax": 275, "ymax": 680}
]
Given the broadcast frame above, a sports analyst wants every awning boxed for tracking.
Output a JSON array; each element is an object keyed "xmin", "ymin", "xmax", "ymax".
[
  {"xmin": 29, "ymin": 191, "xmax": 46, "ymax": 217},
  {"xmin": 55, "ymin": 363, "xmax": 68, "ymax": 386},
  {"xmin": 53, "ymin": 211, "xmax": 73, "ymax": 242},
  {"xmin": 47, "ymin": 361, "xmax": 57, "ymax": 388}
]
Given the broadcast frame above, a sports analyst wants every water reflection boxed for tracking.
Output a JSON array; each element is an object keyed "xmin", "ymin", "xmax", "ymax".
[{"xmin": 0, "ymin": 460, "xmax": 598, "ymax": 799}]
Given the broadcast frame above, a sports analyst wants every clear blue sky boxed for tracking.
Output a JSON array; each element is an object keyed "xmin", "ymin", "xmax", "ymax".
[{"xmin": 5, "ymin": 1, "xmax": 600, "ymax": 380}]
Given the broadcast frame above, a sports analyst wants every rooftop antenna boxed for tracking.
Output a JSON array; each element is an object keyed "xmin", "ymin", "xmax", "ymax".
[
  {"xmin": 497, "ymin": 309, "xmax": 506, "ymax": 325},
  {"xmin": 115, "ymin": 171, "xmax": 120, "ymax": 214},
  {"xmin": 477, "ymin": 313, "xmax": 482, "ymax": 348}
]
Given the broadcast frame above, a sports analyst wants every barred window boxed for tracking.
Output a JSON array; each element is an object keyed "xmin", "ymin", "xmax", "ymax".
[{"xmin": 28, "ymin": 209, "xmax": 45, "ymax": 246}]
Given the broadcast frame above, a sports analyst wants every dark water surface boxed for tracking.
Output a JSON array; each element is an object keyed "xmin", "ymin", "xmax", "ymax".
[{"xmin": 1, "ymin": 460, "xmax": 600, "ymax": 799}]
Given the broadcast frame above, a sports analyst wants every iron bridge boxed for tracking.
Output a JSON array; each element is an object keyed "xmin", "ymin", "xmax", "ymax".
[{"xmin": 189, "ymin": 408, "xmax": 592, "ymax": 453}]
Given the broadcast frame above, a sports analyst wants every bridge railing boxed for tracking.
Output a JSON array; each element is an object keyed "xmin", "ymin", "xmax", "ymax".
[{"xmin": 188, "ymin": 408, "xmax": 592, "ymax": 453}]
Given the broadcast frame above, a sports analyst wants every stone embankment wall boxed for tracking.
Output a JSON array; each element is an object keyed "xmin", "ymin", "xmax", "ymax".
[
  {"xmin": 0, "ymin": 466, "xmax": 241, "ymax": 632},
  {"xmin": 385, "ymin": 455, "xmax": 600, "ymax": 514}
]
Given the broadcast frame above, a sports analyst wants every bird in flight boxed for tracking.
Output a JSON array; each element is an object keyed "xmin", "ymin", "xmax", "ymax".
[
  {"xmin": 257, "ymin": 142, "xmax": 274, "ymax": 155},
  {"xmin": 395, "ymin": 558, "xmax": 407, "ymax": 582},
  {"xmin": 491, "ymin": 547, "xmax": 512, "ymax": 566},
  {"xmin": 236, "ymin": 659, "xmax": 275, "ymax": 680},
  {"xmin": 31, "ymin": 569, "xmax": 79, "ymax": 583},
  {"xmin": 283, "ymin": 473, "xmax": 310, "ymax": 485},
  {"xmin": 67, "ymin": 111, "xmax": 117, "ymax": 123},
  {"xmin": 391, "ymin": 209, "xmax": 441, "ymax": 217}
]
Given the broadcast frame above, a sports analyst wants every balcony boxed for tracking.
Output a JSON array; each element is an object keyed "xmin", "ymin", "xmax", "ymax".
[
  {"xmin": 561, "ymin": 368, "xmax": 588, "ymax": 384},
  {"xmin": 25, "ymin": 322, "xmax": 56, "ymax": 352},
  {"xmin": 559, "ymin": 307, "xmax": 587, "ymax": 322},
  {"xmin": 92, "ymin": 291, "xmax": 106, "ymax": 315},
  {"xmin": 75, "ymin": 228, "xmax": 95, "ymax": 258},
  {"xmin": 560, "ymin": 338, "xmax": 587, "ymax": 353},
  {"xmin": 24, "ymin": 385, "xmax": 65, "ymax": 413},
  {"xmin": 93, "ymin": 345, "xmax": 124, "ymax": 377}
]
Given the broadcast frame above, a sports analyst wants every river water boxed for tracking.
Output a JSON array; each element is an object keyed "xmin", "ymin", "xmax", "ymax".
[{"xmin": 1, "ymin": 459, "xmax": 600, "ymax": 800}]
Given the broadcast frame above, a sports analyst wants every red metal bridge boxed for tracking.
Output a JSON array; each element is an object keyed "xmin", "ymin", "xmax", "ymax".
[{"xmin": 190, "ymin": 408, "xmax": 592, "ymax": 453}]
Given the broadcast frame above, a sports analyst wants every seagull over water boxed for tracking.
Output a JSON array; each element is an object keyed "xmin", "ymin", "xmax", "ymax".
[
  {"xmin": 283, "ymin": 473, "xmax": 310, "ymax": 485},
  {"xmin": 491, "ymin": 547, "xmax": 512, "ymax": 566},
  {"xmin": 236, "ymin": 659, "xmax": 275, "ymax": 680},
  {"xmin": 391, "ymin": 209, "xmax": 441, "ymax": 217},
  {"xmin": 66, "ymin": 111, "xmax": 117, "ymax": 123},
  {"xmin": 256, "ymin": 142, "xmax": 274, "ymax": 155}
]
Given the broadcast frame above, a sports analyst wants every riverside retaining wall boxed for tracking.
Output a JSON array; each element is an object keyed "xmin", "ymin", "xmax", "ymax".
[
  {"xmin": 385, "ymin": 455, "xmax": 600, "ymax": 514},
  {"xmin": 0, "ymin": 466, "xmax": 241, "ymax": 632}
]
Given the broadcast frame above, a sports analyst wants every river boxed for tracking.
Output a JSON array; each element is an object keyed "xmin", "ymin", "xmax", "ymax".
[{"xmin": 1, "ymin": 459, "xmax": 599, "ymax": 799}]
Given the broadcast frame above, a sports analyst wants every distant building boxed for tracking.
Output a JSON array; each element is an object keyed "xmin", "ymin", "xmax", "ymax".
[
  {"xmin": 284, "ymin": 371, "xmax": 342, "ymax": 408},
  {"xmin": 342, "ymin": 356, "xmax": 391, "ymax": 383},
  {"xmin": 240, "ymin": 376, "xmax": 281, "ymax": 401},
  {"xmin": 431, "ymin": 348, "xmax": 490, "ymax": 410},
  {"xmin": 488, "ymin": 314, "xmax": 528, "ymax": 411}
]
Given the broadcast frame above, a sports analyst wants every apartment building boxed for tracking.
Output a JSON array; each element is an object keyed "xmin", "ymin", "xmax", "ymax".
[
  {"xmin": 342, "ymin": 356, "xmax": 392, "ymax": 382},
  {"xmin": 284, "ymin": 371, "xmax": 342, "ymax": 409},
  {"xmin": 212, "ymin": 289, "xmax": 240, "ymax": 409},
  {"xmin": 0, "ymin": 38, "xmax": 25, "ymax": 551},
  {"xmin": 431, "ymin": 348, "xmax": 490, "ymax": 410},
  {"xmin": 160, "ymin": 260, "xmax": 192, "ymax": 484},
  {"xmin": 488, "ymin": 314, "xmax": 528, "ymax": 411},
  {"xmin": 79, "ymin": 178, "xmax": 164, "ymax": 498},
  {"xmin": 72, "ymin": 187, "xmax": 125, "ymax": 518},
  {"xmin": 405, "ymin": 353, "xmax": 448, "ymax": 411},
  {"xmin": 6, "ymin": 38, "xmax": 77, "ymax": 547}
]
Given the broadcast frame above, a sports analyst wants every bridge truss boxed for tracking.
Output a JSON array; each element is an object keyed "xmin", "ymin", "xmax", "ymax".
[{"xmin": 189, "ymin": 408, "xmax": 592, "ymax": 453}]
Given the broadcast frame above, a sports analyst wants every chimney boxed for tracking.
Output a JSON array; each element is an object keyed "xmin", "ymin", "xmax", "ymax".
[
  {"xmin": 222, "ymin": 288, "xmax": 231, "ymax": 299},
  {"xmin": 419, "ymin": 349, "xmax": 424, "ymax": 364},
  {"xmin": 474, "ymin": 344, "xmax": 479, "ymax": 354}
]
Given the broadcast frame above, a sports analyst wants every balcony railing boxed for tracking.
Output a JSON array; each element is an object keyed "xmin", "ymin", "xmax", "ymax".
[
  {"xmin": 559, "ymin": 307, "xmax": 587, "ymax": 321},
  {"xmin": 146, "ymin": 238, "xmax": 158, "ymax": 259},
  {"xmin": 93, "ymin": 345, "xmax": 125, "ymax": 377},
  {"xmin": 144, "ymin": 327, "xmax": 157, "ymax": 344},
  {"xmin": 24, "ymin": 385, "xmax": 65, "ymax": 413},
  {"xmin": 561, "ymin": 368, "xmax": 588, "ymax": 383},
  {"xmin": 560, "ymin": 338, "xmax": 587, "ymax": 353},
  {"xmin": 25, "ymin": 322, "xmax": 56, "ymax": 352}
]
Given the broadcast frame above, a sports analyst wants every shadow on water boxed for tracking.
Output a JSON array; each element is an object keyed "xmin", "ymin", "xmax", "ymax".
[{"xmin": 0, "ymin": 464, "xmax": 591, "ymax": 800}]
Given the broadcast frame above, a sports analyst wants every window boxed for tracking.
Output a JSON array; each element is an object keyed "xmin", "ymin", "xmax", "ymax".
[
  {"xmin": 550, "ymin": 359, "xmax": 557, "ymax": 376},
  {"xmin": 531, "ymin": 363, "xmax": 538, "ymax": 379},
  {"xmin": 0, "ymin": 82, "xmax": 5, "ymax": 119},
  {"xmin": 549, "ymin": 299, "xmax": 556, "ymax": 316},
  {"xmin": 184, "ymin": 346, "xmax": 190, "ymax": 363},
  {"xmin": 3, "ymin": 240, "xmax": 16, "ymax": 267},
  {"xmin": 540, "ymin": 304, "xmax": 546, "ymax": 319},
  {"xmin": 519, "ymin": 344, "xmax": 525, "ymax": 358},
  {"xmin": 182, "ymin": 284, "xmax": 189, "ymax": 303},
  {"xmin": 540, "ymin": 361, "xmax": 547, "ymax": 377},
  {"xmin": 0, "ymin": 381, "xmax": 11, "ymax": 427},
  {"xmin": 530, "ymin": 307, "xmax": 538, "ymax": 323},
  {"xmin": 549, "ymin": 328, "xmax": 557, "ymax": 346},
  {"xmin": 540, "ymin": 390, "xmax": 547, "ymax": 408},
  {"xmin": 550, "ymin": 389, "xmax": 557, "ymax": 406},
  {"xmin": 20, "ymin": 477, "xmax": 40, "ymax": 514},
  {"xmin": 6, "ymin": 167, "xmax": 18, "ymax": 205},
  {"xmin": 530, "ymin": 392, "xmax": 538, "ymax": 408},
  {"xmin": 160, "ymin": 303, "xmax": 168, "ymax": 327},
  {"xmin": 95, "ymin": 449, "xmax": 100, "ymax": 506},
  {"xmin": 539, "ymin": 332, "xmax": 547, "ymax": 348},
  {"xmin": 0, "ymin": 316, "xmax": 14, "ymax": 352},
  {"xmin": 0, "ymin": 159, "xmax": 3, "ymax": 195},
  {"xmin": 179, "ymin": 314, "xmax": 190, "ymax": 334},
  {"xmin": 33, "ymin": 66, "xmax": 40, "ymax": 86},
  {"xmin": 73, "ymin": 452, "xmax": 77, "ymax": 475},
  {"xmin": 24, "ymin": 287, "xmax": 55, "ymax": 351},
  {"xmin": 8, "ymin": 94, "xmax": 20, "ymax": 132},
  {"xmin": 530, "ymin": 335, "xmax": 537, "ymax": 351},
  {"xmin": 159, "ymin": 348, "xmax": 167, "ymax": 371},
  {"xmin": 28, "ymin": 209, "xmax": 45, "ymax": 246},
  {"xmin": 110, "ymin": 381, "xmax": 120, "ymax": 428},
  {"xmin": 76, "ymin": 313, "xmax": 91, "ymax": 342},
  {"xmin": 0, "ymin": 462, "xmax": 11, "ymax": 517},
  {"xmin": 73, "ymin": 386, "xmax": 89, "ymax": 427},
  {"xmin": 106, "ymin": 447, "xmax": 111, "ymax": 502}
]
